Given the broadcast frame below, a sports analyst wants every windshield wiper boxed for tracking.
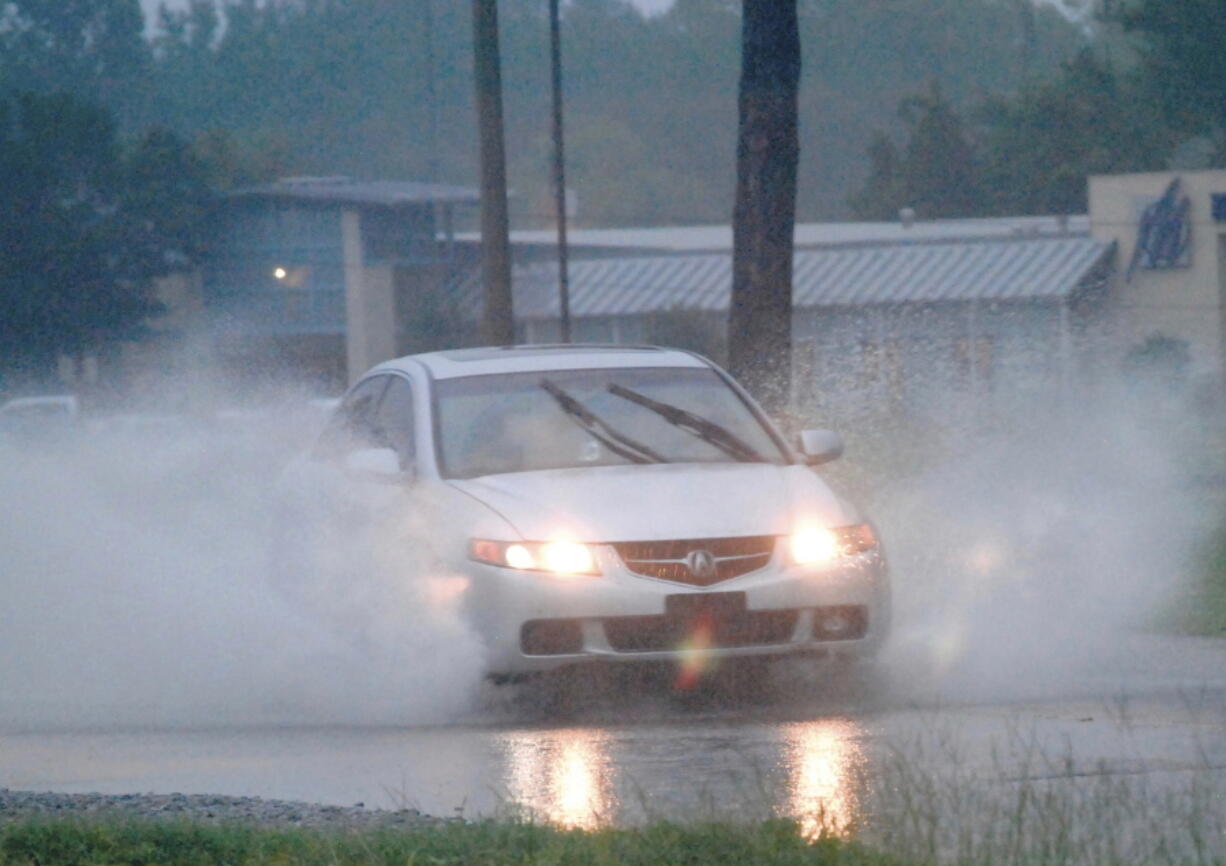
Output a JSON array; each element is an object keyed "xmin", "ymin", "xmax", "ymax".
[
  {"xmin": 607, "ymin": 384, "xmax": 766, "ymax": 463},
  {"xmin": 540, "ymin": 379, "xmax": 666, "ymax": 465}
]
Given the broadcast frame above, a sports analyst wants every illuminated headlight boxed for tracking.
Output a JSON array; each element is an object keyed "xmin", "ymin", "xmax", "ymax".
[
  {"xmin": 789, "ymin": 524, "xmax": 878, "ymax": 565},
  {"xmin": 469, "ymin": 539, "xmax": 600, "ymax": 576}
]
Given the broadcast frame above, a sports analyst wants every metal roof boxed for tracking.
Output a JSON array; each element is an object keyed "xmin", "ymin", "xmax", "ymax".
[
  {"xmin": 458, "ymin": 214, "xmax": 1091, "ymax": 252},
  {"xmin": 493, "ymin": 236, "xmax": 1114, "ymax": 320},
  {"xmin": 229, "ymin": 176, "xmax": 480, "ymax": 207}
]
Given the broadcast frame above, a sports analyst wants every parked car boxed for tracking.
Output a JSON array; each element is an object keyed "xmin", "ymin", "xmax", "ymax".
[
  {"xmin": 0, "ymin": 394, "xmax": 80, "ymax": 441},
  {"xmin": 274, "ymin": 345, "xmax": 890, "ymax": 679}
]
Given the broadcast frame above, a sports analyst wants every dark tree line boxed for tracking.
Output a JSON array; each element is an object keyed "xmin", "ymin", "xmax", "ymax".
[
  {"xmin": 8, "ymin": 0, "xmax": 1083, "ymax": 226},
  {"xmin": 0, "ymin": 0, "xmax": 149, "ymax": 122},
  {"xmin": 0, "ymin": 90, "xmax": 210, "ymax": 385},
  {"xmin": 0, "ymin": 1, "xmax": 213, "ymax": 385},
  {"xmin": 1121, "ymin": 0, "xmax": 1226, "ymax": 161},
  {"xmin": 850, "ymin": 0, "xmax": 1223, "ymax": 220}
]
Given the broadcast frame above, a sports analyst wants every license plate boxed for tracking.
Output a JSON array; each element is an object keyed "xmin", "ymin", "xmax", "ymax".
[{"xmin": 665, "ymin": 591, "xmax": 747, "ymax": 619}]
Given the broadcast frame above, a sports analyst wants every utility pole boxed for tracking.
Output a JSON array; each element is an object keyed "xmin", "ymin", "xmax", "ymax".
[
  {"xmin": 424, "ymin": 0, "xmax": 441, "ymax": 184},
  {"xmin": 1017, "ymin": 0, "xmax": 1037, "ymax": 81},
  {"xmin": 472, "ymin": 0, "xmax": 515, "ymax": 345},
  {"xmin": 548, "ymin": 0, "xmax": 571, "ymax": 343}
]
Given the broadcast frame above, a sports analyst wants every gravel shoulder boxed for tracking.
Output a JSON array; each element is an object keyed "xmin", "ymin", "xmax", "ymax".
[{"xmin": 0, "ymin": 789, "xmax": 447, "ymax": 830}]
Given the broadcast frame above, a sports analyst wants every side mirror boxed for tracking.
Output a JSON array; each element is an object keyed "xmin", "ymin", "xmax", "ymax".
[
  {"xmin": 344, "ymin": 447, "xmax": 412, "ymax": 482},
  {"xmin": 798, "ymin": 429, "xmax": 843, "ymax": 466}
]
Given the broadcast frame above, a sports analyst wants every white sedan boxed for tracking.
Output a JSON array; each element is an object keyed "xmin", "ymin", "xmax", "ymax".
[{"xmin": 274, "ymin": 345, "xmax": 890, "ymax": 679}]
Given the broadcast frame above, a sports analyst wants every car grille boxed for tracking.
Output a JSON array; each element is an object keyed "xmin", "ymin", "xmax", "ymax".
[
  {"xmin": 611, "ymin": 536, "xmax": 776, "ymax": 586},
  {"xmin": 602, "ymin": 609, "xmax": 799, "ymax": 653}
]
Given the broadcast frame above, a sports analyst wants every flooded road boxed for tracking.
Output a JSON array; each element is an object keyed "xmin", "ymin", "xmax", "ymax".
[{"xmin": 3, "ymin": 634, "xmax": 1224, "ymax": 844}]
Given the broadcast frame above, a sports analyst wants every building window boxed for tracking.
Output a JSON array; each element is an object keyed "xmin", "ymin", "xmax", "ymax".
[
  {"xmin": 1212, "ymin": 193, "xmax": 1226, "ymax": 223},
  {"xmin": 362, "ymin": 208, "xmax": 436, "ymax": 264}
]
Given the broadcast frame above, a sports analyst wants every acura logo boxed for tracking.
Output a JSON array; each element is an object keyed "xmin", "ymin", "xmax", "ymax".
[{"xmin": 685, "ymin": 549, "xmax": 717, "ymax": 579}]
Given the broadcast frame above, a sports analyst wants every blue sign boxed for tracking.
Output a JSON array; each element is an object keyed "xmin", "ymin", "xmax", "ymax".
[
  {"xmin": 1126, "ymin": 178, "xmax": 1192, "ymax": 280},
  {"xmin": 1212, "ymin": 193, "xmax": 1226, "ymax": 222}
]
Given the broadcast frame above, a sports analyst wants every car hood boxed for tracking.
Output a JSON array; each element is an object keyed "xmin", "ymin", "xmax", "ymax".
[{"xmin": 447, "ymin": 462, "xmax": 849, "ymax": 542}]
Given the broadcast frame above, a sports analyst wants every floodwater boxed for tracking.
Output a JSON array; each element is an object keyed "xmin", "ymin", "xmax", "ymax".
[
  {"xmin": 3, "ymin": 634, "xmax": 1224, "ymax": 850},
  {"xmin": 2, "ymin": 381, "xmax": 1224, "ymax": 861}
]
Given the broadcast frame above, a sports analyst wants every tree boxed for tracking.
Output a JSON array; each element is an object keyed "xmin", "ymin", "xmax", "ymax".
[
  {"xmin": 0, "ymin": 0, "xmax": 149, "ymax": 119},
  {"xmin": 141, "ymin": 0, "xmax": 1086, "ymax": 226},
  {"xmin": 0, "ymin": 92, "xmax": 211, "ymax": 385},
  {"xmin": 120, "ymin": 127, "xmax": 213, "ymax": 273},
  {"xmin": 898, "ymin": 83, "xmax": 985, "ymax": 218},
  {"xmin": 851, "ymin": 52, "xmax": 1174, "ymax": 220},
  {"xmin": 472, "ymin": 0, "xmax": 515, "ymax": 345},
  {"xmin": 849, "ymin": 82, "xmax": 985, "ymax": 221},
  {"xmin": 978, "ymin": 51, "xmax": 1173, "ymax": 214},
  {"xmin": 847, "ymin": 131, "xmax": 905, "ymax": 221},
  {"xmin": 190, "ymin": 128, "xmax": 298, "ymax": 191},
  {"xmin": 1117, "ymin": 0, "xmax": 1226, "ymax": 159},
  {"xmin": 728, "ymin": 0, "xmax": 800, "ymax": 416}
]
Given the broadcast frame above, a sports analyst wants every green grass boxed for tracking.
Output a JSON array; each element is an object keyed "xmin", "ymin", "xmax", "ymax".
[
  {"xmin": 0, "ymin": 818, "xmax": 899, "ymax": 866},
  {"xmin": 1189, "ymin": 520, "xmax": 1226, "ymax": 634},
  {"xmin": 1164, "ymin": 518, "xmax": 1226, "ymax": 636},
  {"xmin": 4, "ymin": 740, "xmax": 1224, "ymax": 866}
]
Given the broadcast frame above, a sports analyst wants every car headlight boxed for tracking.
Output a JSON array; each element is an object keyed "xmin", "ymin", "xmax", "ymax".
[
  {"xmin": 469, "ymin": 538, "xmax": 600, "ymax": 576},
  {"xmin": 789, "ymin": 524, "xmax": 878, "ymax": 565}
]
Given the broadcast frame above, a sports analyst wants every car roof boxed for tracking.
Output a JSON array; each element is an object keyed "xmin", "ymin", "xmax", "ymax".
[
  {"xmin": 0, "ymin": 394, "xmax": 78, "ymax": 412},
  {"xmin": 372, "ymin": 344, "xmax": 711, "ymax": 380}
]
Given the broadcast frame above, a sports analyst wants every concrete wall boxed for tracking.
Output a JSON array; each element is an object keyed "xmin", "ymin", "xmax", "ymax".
[
  {"xmin": 342, "ymin": 209, "xmax": 398, "ymax": 384},
  {"xmin": 1089, "ymin": 169, "xmax": 1226, "ymax": 377}
]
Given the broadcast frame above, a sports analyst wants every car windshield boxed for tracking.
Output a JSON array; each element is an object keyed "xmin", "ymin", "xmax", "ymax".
[{"xmin": 434, "ymin": 367, "xmax": 788, "ymax": 478}]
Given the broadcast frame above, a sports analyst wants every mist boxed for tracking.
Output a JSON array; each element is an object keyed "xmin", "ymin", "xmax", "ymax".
[
  {"xmin": 857, "ymin": 381, "xmax": 1209, "ymax": 703},
  {"xmin": 0, "ymin": 382, "xmax": 485, "ymax": 730},
  {"xmin": 0, "ymin": 361, "xmax": 1213, "ymax": 730}
]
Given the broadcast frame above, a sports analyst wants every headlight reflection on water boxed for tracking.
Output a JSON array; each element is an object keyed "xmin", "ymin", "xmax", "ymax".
[
  {"xmin": 501, "ymin": 728, "xmax": 614, "ymax": 829},
  {"xmin": 497, "ymin": 718, "xmax": 866, "ymax": 836},
  {"xmin": 781, "ymin": 719, "xmax": 866, "ymax": 839}
]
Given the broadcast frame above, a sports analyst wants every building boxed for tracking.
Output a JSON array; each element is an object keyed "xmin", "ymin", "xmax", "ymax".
[
  {"xmin": 201, "ymin": 176, "xmax": 479, "ymax": 388},
  {"xmin": 1089, "ymin": 169, "xmax": 1226, "ymax": 378},
  {"xmin": 459, "ymin": 170, "xmax": 1226, "ymax": 418},
  {"xmin": 155, "ymin": 169, "xmax": 1226, "ymax": 408},
  {"xmin": 478, "ymin": 216, "xmax": 1115, "ymax": 421}
]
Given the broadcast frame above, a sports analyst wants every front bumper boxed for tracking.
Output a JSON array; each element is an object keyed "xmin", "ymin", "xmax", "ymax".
[{"xmin": 460, "ymin": 543, "xmax": 891, "ymax": 675}]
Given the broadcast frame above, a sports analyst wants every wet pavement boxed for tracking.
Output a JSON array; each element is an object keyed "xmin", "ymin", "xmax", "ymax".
[{"xmin": 2, "ymin": 634, "xmax": 1224, "ymax": 841}]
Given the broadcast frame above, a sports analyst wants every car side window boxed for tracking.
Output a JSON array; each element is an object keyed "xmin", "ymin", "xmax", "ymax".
[
  {"xmin": 373, "ymin": 377, "xmax": 416, "ymax": 469},
  {"xmin": 313, "ymin": 375, "xmax": 391, "ymax": 459}
]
